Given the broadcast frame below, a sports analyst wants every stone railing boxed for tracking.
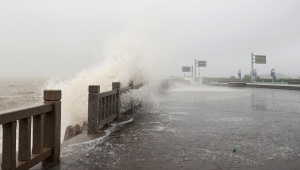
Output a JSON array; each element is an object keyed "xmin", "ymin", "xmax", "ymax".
[
  {"xmin": 0, "ymin": 90, "xmax": 61, "ymax": 170},
  {"xmin": 87, "ymin": 82, "xmax": 142, "ymax": 134}
]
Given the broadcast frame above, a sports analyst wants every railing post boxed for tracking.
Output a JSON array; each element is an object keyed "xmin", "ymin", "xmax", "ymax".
[
  {"xmin": 2, "ymin": 121, "xmax": 17, "ymax": 169},
  {"xmin": 43, "ymin": 90, "xmax": 61, "ymax": 163},
  {"xmin": 19, "ymin": 117, "xmax": 32, "ymax": 161},
  {"xmin": 112, "ymin": 82, "xmax": 121, "ymax": 122},
  {"xmin": 140, "ymin": 83, "xmax": 143, "ymax": 108},
  {"xmin": 88, "ymin": 85, "xmax": 100, "ymax": 134},
  {"xmin": 32, "ymin": 113, "xmax": 45, "ymax": 154},
  {"xmin": 110, "ymin": 94, "xmax": 113, "ymax": 117},
  {"xmin": 131, "ymin": 81, "xmax": 134, "ymax": 114},
  {"xmin": 106, "ymin": 96, "xmax": 110, "ymax": 118},
  {"xmin": 102, "ymin": 96, "xmax": 106, "ymax": 121}
]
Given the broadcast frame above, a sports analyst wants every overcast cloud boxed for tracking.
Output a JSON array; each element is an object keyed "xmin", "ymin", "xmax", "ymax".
[{"xmin": 1, "ymin": 0, "xmax": 300, "ymax": 78}]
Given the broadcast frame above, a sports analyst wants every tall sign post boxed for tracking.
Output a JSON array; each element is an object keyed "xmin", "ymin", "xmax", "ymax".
[
  {"xmin": 251, "ymin": 53, "xmax": 266, "ymax": 83},
  {"xmin": 238, "ymin": 70, "xmax": 241, "ymax": 81},
  {"xmin": 195, "ymin": 60, "xmax": 207, "ymax": 77},
  {"xmin": 251, "ymin": 53, "xmax": 253, "ymax": 83},
  {"xmin": 182, "ymin": 66, "xmax": 193, "ymax": 77},
  {"xmin": 194, "ymin": 59, "xmax": 196, "ymax": 78}
]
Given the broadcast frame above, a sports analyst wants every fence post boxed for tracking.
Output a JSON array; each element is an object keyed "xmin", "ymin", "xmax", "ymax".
[
  {"xmin": 2, "ymin": 121, "xmax": 17, "ymax": 169},
  {"xmin": 88, "ymin": 85, "xmax": 100, "ymax": 134},
  {"xmin": 19, "ymin": 117, "xmax": 32, "ymax": 161},
  {"xmin": 112, "ymin": 82, "xmax": 121, "ymax": 122},
  {"xmin": 43, "ymin": 90, "xmax": 61, "ymax": 163},
  {"xmin": 131, "ymin": 81, "xmax": 134, "ymax": 114},
  {"xmin": 32, "ymin": 113, "xmax": 45, "ymax": 154},
  {"xmin": 140, "ymin": 83, "xmax": 143, "ymax": 108}
]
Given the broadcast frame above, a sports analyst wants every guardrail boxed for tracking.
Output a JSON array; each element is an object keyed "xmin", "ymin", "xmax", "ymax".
[
  {"xmin": 88, "ymin": 82, "xmax": 143, "ymax": 134},
  {"xmin": 0, "ymin": 90, "xmax": 61, "ymax": 170}
]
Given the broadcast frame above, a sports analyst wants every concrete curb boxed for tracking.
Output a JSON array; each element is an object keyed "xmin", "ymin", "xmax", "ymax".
[{"xmin": 209, "ymin": 83, "xmax": 300, "ymax": 91}]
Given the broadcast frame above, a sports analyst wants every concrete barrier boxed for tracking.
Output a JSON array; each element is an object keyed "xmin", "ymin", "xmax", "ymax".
[
  {"xmin": 218, "ymin": 80, "xmax": 241, "ymax": 83},
  {"xmin": 246, "ymin": 83, "xmax": 300, "ymax": 90},
  {"xmin": 228, "ymin": 82, "xmax": 246, "ymax": 87},
  {"xmin": 209, "ymin": 82, "xmax": 300, "ymax": 91},
  {"xmin": 209, "ymin": 83, "xmax": 228, "ymax": 87}
]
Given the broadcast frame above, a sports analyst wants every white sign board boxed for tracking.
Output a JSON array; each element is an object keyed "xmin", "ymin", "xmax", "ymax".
[
  {"xmin": 182, "ymin": 66, "xmax": 191, "ymax": 72},
  {"xmin": 255, "ymin": 55, "xmax": 266, "ymax": 64},
  {"xmin": 198, "ymin": 61, "xmax": 206, "ymax": 67}
]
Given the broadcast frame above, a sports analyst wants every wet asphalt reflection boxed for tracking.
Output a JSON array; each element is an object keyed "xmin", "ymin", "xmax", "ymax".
[{"xmin": 51, "ymin": 86, "xmax": 300, "ymax": 170}]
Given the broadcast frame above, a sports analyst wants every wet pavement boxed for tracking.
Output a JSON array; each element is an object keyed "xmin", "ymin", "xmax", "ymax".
[{"xmin": 50, "ymin": 85, "xmax": 300, "ymax": 170}]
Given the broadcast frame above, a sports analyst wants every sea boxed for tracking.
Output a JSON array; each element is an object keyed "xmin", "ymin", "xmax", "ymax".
[
  {"xmin": 0, "ymin": 77, "xmax": 47, "ymax": 112},
  {"xmin": 0, "ymin": 77, "xmax": 50, "ymax": 153}
]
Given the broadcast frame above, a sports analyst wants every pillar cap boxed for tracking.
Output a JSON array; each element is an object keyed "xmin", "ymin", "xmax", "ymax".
[
  {"xmin": 89, "ymin": 85, "xmax": 100, "ymax": 93},
  {"xmin": 112, "ymin": 82, "xmax": 121, "ymax": 89},
  {"xmin": 44, "ymin": 90, "xmax": 61, "ymax": 101}
]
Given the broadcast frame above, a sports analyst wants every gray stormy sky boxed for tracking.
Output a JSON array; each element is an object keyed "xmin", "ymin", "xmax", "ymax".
[{"xmin": 0, "ymin": 0, "xmax": 300, "ymax": 78}]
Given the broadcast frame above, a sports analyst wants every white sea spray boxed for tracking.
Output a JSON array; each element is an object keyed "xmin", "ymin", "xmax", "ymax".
[{"xmin": 44, "ymin": 22, "xmax": 169, "ymax": 133}]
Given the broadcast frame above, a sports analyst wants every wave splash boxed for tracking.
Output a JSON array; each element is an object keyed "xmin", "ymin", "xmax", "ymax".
[{"xmin": 44, "ymin": 22, "xmax": 166, "ymax": 130}]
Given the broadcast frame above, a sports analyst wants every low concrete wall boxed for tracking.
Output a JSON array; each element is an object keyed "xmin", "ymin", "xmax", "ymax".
[
  {"xmin": 209, "ymin": 82, "xmax": 300, "ymax": 91},
  {"xmin": 209, "ymin": 83, "xmax": 228, "ymax": 87},
  {"xmin": 287, "ymin": 82, "xmax": 300, "ymax": 85},
  {"xmin": 247, "ymin": 83, "xmax": 300, "ymax": 90},
  {"xmin": 183, "ymin": 77, "xmax": 202, "ymax": 85},
  {"xmin": 168, "ymin": 79, "xmax": 190, "ymax": 86},
  {"xmin": 228, "ymin": 82, "xmax": 246, "ymax": 87},
  {"xmin": 218, "ymin": 80, "xmax": 241, "ymax": 83}
]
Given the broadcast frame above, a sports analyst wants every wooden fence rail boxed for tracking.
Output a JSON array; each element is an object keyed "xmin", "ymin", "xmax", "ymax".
[
  {"xmin": 0, "ymin": 90, "xmax": 61, "ymax": 170},
  {"xmin": 88, "ymin": 82, "xmax": 143, "ymax": 134}
]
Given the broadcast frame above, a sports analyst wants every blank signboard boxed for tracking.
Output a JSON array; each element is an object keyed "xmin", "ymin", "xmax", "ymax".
[
  {"xmin": 255, "ymin": 55, "xmax": 266, "ymax": 64},
  {"xmin": 182, "ymin": 67, "xmax": 191, "ymax": 72},
  {"xmin": 198, "ymin": 61, "xmax": 206, "ymax": 67}
]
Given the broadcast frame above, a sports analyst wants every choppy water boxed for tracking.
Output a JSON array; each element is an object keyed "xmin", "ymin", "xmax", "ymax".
[
  {"xmin": 0, "ymin": 77, "xmax": 48, "ymax": 154},
  {"xmin": 0, "ymin": 77, "xmax": 46, "ymax": 111}
]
